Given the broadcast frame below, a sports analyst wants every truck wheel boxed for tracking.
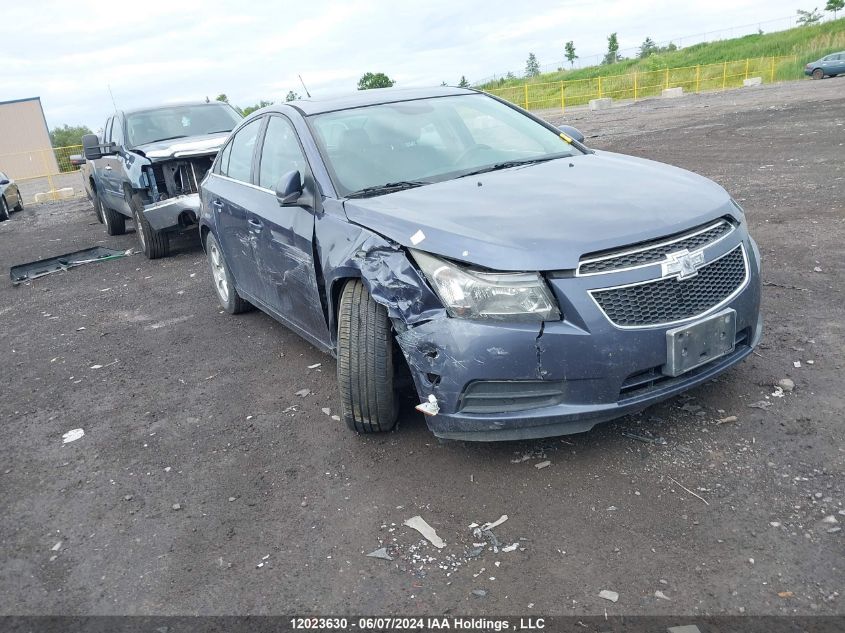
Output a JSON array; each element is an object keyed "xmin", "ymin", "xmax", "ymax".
[
  {"xmin": 204, "ymin": 232, "xmax": 251, "ymax": 314},
  {"xmin": 337, "ymin": 279, "xmax": 398, "ymax": 434},
  {"xmin": 102, "ymin": 202, "xmax": 126, "ymax": 236},
  {"xmin": 812, "ymin": 68, "xmax": 824, "ymax": 80},
  {"xmin": 92, "ymin": 191, "xmax": 104, "ymax": 223},
  {"xmin": 130, "ymin": 194, "xmax": 169, "ymax": 259},
  {"xmin": 0, "ymin": 197, "xmax": 9, "ymax": 221}
]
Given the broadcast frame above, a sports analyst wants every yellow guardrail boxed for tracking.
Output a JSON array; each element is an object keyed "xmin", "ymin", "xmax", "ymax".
[
  {"xmin": 0, "ymin": 144, "xmax": 86, "ymax": 203},
  {"xmin": 485, "ymin": 56, "xmax": 797, "ymax": 112}
]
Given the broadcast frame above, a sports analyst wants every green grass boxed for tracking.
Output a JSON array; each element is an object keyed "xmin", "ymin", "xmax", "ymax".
[{"xmin": 480, "ymin": 17, "xmax": 845, "ymax": 109}]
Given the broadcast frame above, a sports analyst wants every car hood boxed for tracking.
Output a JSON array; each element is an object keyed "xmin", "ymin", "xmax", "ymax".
[
  {"xmin": 133, "ymin": 132, "xmax": 230, "ymax": 160},
  {"xmin": 342, "ymin": 151, "xmax": 737, "ymax": 271}
]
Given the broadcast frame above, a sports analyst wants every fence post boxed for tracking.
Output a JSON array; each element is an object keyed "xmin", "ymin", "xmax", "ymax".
[
  {"xmin": 722, "ymin": 60, "xmax": 727, "ymax": 90},
  {"xmin": 560, "ymin": 83, "xmax": 565, "ymax": 112},
  {"xmin": 598, "ymin": 76, "xmax": 602, "ymax": 98},
  {"xmin": 633, "ymin": 71, "xmax": 638, "ymax": 100},
  {"xmin": 523, "ymin": 84, "xmax": 529, "ymax": 109},
  {"xmin": 664, "ymin": 67, "xmax": 669, "ymax": 89},
  {"xmin": 695, "ymin": 65, "xmax": 700, "ymax": 92},
  {"xmin": 744, "ymin": 58, "xmax": 749, "ymax": 80},
  {"xmin": 770, "ymin": 56, "xmax": 775, "ymax": 83}
]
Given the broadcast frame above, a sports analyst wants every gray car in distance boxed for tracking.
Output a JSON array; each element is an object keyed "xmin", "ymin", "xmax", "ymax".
[
  {"xmin": 804, "ymin": 51, "xmax": 845, "ymax": 79},
  {"xmin": 199, "ymin": 87, "xmax": 762, "ymax": 441},
  {"xmin": 0, "ymin": 170, "xmax": 24, "ymax": 221}
]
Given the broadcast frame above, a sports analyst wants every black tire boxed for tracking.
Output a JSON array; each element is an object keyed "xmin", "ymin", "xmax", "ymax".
[
  {"xmin": 102, "ymin": 200, "xmax": 126, "ymax": 236},
  {"xmin": 0, "ymin": 197, "xmax": 9, "ymax": 222},
  {"xmin": 130, "ymin": 193, "xmax": 169, "ymax": 259},
  {"xmin": 13, "ymin": 192, "xmax": 23, "ymax": 212},
  {"xmin": 812, "ymin": 68, "xmax": 824, "ymax": 80},
  {"xmin": 92, "ymin": 189, "xmax": 104, "ymax": 223},
  {"xmin": 337, "ymin": 279, "xmax": 398, "ymax": 433},
  {"xmin": 204, "ymin": 232, "xmax": 251, "ymax": 314}
]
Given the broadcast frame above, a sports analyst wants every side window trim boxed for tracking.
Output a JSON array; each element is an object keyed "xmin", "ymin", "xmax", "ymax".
[
  {"xmin": 217, "ymin": 116, "xmax": 264, "ymax": 183},
  {"xmin": 250, "ymin": 115, "xmax": 269, "ymax": 185},
  {"xmin": 104, "ymin": 117, "xmax": 113, "ymax": 144}
]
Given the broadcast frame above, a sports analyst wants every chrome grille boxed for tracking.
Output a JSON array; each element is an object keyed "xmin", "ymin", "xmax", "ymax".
[
  {"xmin": 591, "ymin": 245, "xmax": 747, "ymax": 327},
  {"xmin": 578, "ymin": 219, "xmax": 734, "ymax": 275}
]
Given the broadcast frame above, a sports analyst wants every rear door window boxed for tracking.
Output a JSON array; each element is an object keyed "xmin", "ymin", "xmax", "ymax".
[{"xmin": 224, "ymin": 118, "xmax": 262, "ymax": 183}]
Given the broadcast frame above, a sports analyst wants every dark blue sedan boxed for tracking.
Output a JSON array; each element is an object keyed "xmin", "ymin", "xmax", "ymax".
[
  {"xmin": 198, "ymin": 87, "xmax": 762, "ymax": 441},
  {"xmin": 0, "ymin": 170, "xmax": 24, "ymax": 221}
]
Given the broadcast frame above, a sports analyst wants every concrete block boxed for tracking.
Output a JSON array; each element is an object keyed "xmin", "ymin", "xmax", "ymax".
[
  {"xmin": 588, "ymin": 97, "xmax": 613, "ymax": 111},
  {"xmin": 743, "ymin": 77, "xmax": 762, "ymax": 87},
  {"xmin": 661, "ymin": 87, "xmax": 684, "ymax": 98},
  {"xmin": 34, "ymin": 192, "xmax": 50, "ymax": 203},
  {"xmin": 57, "ymin": 187, "xmax": 74, "ymax": 199}
]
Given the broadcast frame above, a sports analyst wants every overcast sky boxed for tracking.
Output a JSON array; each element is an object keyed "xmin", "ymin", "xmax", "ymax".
[{"xmin": 0, "ymin": 0, "xmax": 811, "ymax": 132}]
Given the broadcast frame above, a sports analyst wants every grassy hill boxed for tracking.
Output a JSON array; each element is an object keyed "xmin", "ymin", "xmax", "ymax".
[{"xmin": 480, "ymin": 17, "xmax": 845, "ymax": 92}]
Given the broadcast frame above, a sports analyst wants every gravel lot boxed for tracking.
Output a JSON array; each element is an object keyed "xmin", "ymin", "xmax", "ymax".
[{"xmin": 1, "ymin": 79, "xmax": 842, "ymax": 617}]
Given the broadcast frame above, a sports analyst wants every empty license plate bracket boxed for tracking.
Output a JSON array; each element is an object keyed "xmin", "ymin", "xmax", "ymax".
[{"xmin": 662, "ymin": 308, "xmax": 737, "ymax": 377}]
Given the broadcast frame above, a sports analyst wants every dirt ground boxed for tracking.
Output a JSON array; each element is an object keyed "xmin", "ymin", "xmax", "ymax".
[{"xmin": 1, "ymin": 79, "xmax": 842, "ymax": 617}]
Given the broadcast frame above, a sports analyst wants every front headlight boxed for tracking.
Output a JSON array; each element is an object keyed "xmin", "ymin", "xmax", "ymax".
[{"xmin": 411, "ymin": 250, "xmax": 560, "ymax": 322}]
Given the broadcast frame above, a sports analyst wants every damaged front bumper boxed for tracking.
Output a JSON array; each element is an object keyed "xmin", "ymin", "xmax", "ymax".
[
  {"xmin": 395, "ymin": 237, "xmax": 762, "ymax": 442},
  {"xmin": 142, "ymin": 194, "xmax": 201, "ymax": 233}
]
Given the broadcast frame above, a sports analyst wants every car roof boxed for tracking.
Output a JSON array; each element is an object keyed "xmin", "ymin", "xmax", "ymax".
[
  {"xmin": 284, "ymin": 86, "xmax": 477, "ymax": 116},
  {"xmin": 122, "ymin": 101, "xmax": 232, "ymax": 116}
]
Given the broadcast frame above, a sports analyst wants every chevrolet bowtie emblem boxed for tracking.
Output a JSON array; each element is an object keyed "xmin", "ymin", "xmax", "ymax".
[{"xmin": 662, "ymin": 249, "xmax": 706, "ymax": 280}]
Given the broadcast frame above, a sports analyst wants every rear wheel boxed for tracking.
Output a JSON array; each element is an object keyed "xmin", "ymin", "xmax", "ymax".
[
  {"xmin": 337, "ymin": 279, "xmax": 398, "ymax": 434},
  {"xmin": 130, "ymin": 193, "xmax": 169, "ymax": 259},
  {"xmin": 0, "ymin": 197, "xmax": 9, "ymax": 221},
  {"xmin": 205, "ymin": 232, "xmax": 251, "ymax": 314},
  {"xmin": 812, "ymin": 68, "xmax": 824, "ymax": 80}
]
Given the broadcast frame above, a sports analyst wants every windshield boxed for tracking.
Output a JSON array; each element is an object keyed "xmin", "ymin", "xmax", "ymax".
[
  {"xmin": 310, "ymin": 94, "xmax": 582, "ymax": 197},
  {"xmin": 126, "ymin": 104, "xmax": 242, "ymax": 147}
]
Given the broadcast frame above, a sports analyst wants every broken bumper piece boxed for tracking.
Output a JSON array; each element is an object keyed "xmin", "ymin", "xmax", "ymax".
[
  {"xmin": 142, "ymin": 193, "xmax": 201, "ymax": 233},
  {"xmin": 395, "ymin": 248, "xmax": 761, "ymax": 442}
]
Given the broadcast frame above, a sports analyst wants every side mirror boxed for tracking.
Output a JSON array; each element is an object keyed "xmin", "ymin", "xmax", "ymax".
[
  {"xmin": 68, "ymin": 154, "xmax": 86, "ymax": 167},
  {"xmin": 558, "ymin": 125, "xmax": 585, "ymax": 144},
  {"xmin": 82, "ymin": 134, "xmax": 102, "ymax": 160},
  {"xmin": 275, "ymin": 170, "xmax": 305, "ymax": 206}
]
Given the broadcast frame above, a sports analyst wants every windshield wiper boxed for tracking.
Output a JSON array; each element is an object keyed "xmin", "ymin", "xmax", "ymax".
[
  {"xmin": 148, "ymin": 135, "xmax": 188, "ymax": 143},
  {"xmin": 456, "ymin": 155, "xmax": 564, "ymax": 179},
  {"xmin": 206, "ymin": 130, "xmax": 232, "ymax": 134},
  {"xmin": 345, "ymin": 180, "xmax": 431, "ymax": 199}
]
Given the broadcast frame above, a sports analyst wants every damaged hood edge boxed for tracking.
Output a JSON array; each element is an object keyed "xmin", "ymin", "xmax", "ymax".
[
  {"xmin": 342, "ymin": 151, "xmax": 737, "ymax": 272},
  {"xmin": 133, "ymin": 132, "xmax": 231, "ymax": 161}
]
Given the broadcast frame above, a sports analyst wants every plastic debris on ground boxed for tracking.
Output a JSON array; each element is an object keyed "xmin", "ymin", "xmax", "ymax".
[
  {"xmin": 403, "ymin": 515, "xmax": 446, "ymax": 549},
  {"xmin": 599, "ymin": 589, "xmax": 619, "ymax": 602},
  {"xmin": 366, "ymin": 547, "xmax": 394, "ymax": 561},
  {"xmin": 62, "ymin": 429, "xmax": 84, "ymax": 444},
  {"xmin": 10, "ymin": 247, "xmax": 132, "ymax": 285}
]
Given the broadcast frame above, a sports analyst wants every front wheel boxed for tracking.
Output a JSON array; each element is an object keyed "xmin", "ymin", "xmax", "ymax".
[
  {"xmin": 102, "ymin": 200, "xmax": 126, "ymax": 236},
  {"xmin": 337, "ymin": 279, "xmax": 398, "ymax": 434},
  {"xmin": 130, "ymin": 194, "xmax": 169, "ymax": 259},
  {"xmin": 812, "ymin": 68, "xmax": 824, "ymax": 80}
]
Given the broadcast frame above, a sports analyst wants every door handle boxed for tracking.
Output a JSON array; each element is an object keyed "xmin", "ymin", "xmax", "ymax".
[{"xmin": 248, "ymin": 218, "xmax": 263, "ymax": 229}]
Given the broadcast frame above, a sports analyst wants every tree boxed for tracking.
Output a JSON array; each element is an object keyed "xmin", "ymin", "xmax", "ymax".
[
  {"xmin": 603, "ymin": 32, "xmax": 620, "ymax": 64},
  {"xmin": 458, "ymin": 75, "xmax": 471, "ymax": 88},
  {"xmin": 284, "ymin": 91, "xmax": 300, "ymax": 102},
  {"xmin": 242, "ymin": 100, "xmax": 273, "ymax": 116},
  {"xmin": 357, "ymin": 72, "xmax": 395, "ymax": 90},
  {"xmin": 49, "ymin": 124, "xmax": 93, "ymax": 148},
  {"xmin": 564, "ymin": 41, "xmax": 578, "ymax": 68},
  {"xmin": 524, "ymin": 52, "xmax": 540, "ymax": 78},
  {"xmin": 825, "ymin": 0, "xmax": 844, "ymax": 17},
  {"xmin": 796, "ymin": 7, "xmax": 823, "ymax": 24},
  {"xmin": 638, "ymin": 37, "xmax": 658, "ymax": 58},
  {"xmin": 215, "ymin": 93, "xmax": 229, "ymax": 103}
]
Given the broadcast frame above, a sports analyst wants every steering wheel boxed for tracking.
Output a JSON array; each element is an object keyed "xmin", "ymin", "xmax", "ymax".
[{"xmin": 452, "ymin": 144, "xmax": 493, "ymax": 166}]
